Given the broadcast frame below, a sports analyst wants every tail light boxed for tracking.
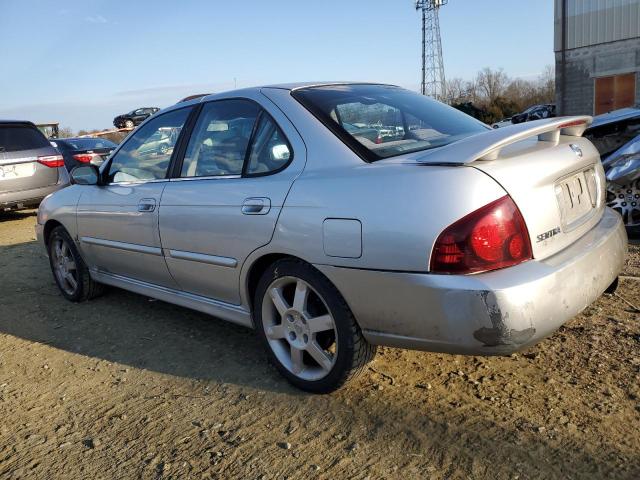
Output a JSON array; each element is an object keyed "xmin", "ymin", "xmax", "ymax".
[
  {"xmin": 73, "ymin": 153, "xmax": 98, "ymax": 163},
  {"xmin": 430, "ymin": 195, "xmax": 532, "ymax": 274},
  {"xmin": 37, "ymin": 155, "xmax": 65, "ymax": 168}
]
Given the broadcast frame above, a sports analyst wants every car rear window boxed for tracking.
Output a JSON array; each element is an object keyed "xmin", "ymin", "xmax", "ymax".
[
  {"xmin": 292, "ymin": 84, "xmax": 488, "ymax": 161},
  {"xmin": 60, "ymin": 138, "xmax": 117, "ymax": 150},
  {"xmin": 0, "ymin": 125, "xmax": 51, "ymax": 152}
]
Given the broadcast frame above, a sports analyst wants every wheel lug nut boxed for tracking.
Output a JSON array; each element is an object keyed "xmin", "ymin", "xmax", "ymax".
[
  {"xmin": 289, "ymin": 332, "xmax": 296, "ymax": 341},
  {"xmin": 303, "ymin": 334, "xmax": 308, "ymax": 343}
]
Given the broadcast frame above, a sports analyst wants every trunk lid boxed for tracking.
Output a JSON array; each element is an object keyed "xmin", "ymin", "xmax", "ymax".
[
  {"xmin": 409, "ymin": 117, "xmax": 606, "ymax": 260},
  {"xmin": 471, "ymin": 136, "xmax": 605, "ymax": 260}
]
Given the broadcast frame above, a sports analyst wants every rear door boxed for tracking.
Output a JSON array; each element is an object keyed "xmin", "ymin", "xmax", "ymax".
[
  {"xmin": 159, "ymin": 97, "xmax": 305, "ymax": 304},
  {"xmin": 0, "ymin": 124, "xmax": 59, "ymax": 194},
  {"xmin": 76, "ymin": 107, "xmax": 193, "ymax": 287}
]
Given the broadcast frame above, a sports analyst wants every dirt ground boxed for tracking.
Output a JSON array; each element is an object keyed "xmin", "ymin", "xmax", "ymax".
[{"xmin": 0, "ymin": 210, "xmax": 638, "ymax": 480}]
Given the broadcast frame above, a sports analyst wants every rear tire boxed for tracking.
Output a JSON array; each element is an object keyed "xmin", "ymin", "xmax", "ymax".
[
  {"xmin": 48, "ymin": 226, "xmax": 105, "ymax": 302},
  {"xmin": 254, "ymin": 259, "xmax": 376, "ymax": 393}
]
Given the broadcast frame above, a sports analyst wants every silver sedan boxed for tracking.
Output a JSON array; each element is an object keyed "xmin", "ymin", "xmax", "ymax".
[{"xmin": 36, "ymin": 83, "xmax": 627, "ymax": 392}]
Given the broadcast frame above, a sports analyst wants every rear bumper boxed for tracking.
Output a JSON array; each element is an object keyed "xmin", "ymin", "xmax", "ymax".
[
  {"xmin": 316, "ymin": 208, "xmax": 627, "ymax": 355},
  {"xmin": 0, "ymin": 170, "xmax": 69, "ymax": 211}
]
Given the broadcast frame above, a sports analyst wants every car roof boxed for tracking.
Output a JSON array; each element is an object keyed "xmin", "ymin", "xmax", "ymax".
[
  {"xmin": 160, "ymin": 82, "xmax": 401, "ymax": 115},
  {"xmin": 260, "ymin": 81, "xmax": 398, "ymax": 91},
  {"xmin": 589, "ymin": 107, "xmax": 640, "ymax": 129},
  {"xmin": 0, "ymin": 120, "xmax": 36, "ymax": 125}
]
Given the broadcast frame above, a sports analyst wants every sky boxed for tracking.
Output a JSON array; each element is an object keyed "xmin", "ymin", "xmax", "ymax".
[{"xmin": 0, "ymin": 0, "xmax": 554, "ymax": 131}]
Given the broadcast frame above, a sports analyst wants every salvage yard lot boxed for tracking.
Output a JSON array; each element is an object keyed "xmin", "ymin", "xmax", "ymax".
[{"xmin": 0, "ymin": 211, "xmax": 639, "ymax": 479}]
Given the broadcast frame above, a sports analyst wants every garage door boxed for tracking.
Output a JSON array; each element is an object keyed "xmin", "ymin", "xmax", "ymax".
[{"xmin": 594, "ymin": 73, "xmax": 636, "ymax": 115}]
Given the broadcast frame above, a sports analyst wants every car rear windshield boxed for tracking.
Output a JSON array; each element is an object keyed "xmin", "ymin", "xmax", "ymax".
[
  {"xmin": 0, "ymin": 125, "xmax": 51, "ymax": 152},
  {"xmin": 292, "ymin": 84, "xmax": 488, "ymax": 161},
  {"xmin": 60, "ymin": 138, "xmax": 117, "ymax": 150}
]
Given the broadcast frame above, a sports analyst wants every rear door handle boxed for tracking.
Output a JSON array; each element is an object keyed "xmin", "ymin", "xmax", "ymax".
[
  {"xmin": 138, "ymin": 198, "xmax": 156, "ymax": 212},
  {"xmin": 241, "ymin": 197, "xmax": 271, "ymax": 215}
]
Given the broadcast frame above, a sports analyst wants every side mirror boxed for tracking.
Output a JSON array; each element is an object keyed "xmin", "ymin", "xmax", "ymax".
[{"xmin": 70, "ymin": 164, "xmax": 100, "ymax": 185}]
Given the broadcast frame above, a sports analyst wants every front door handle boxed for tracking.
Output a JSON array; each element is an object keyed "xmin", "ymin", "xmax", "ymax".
[
  {"xmin": 242, "ymin": 197, "xmax": 271, "ymax": 215},
  {"xmin": 138, "ymin": 198, "xmax": 156, "ymax": 212}
]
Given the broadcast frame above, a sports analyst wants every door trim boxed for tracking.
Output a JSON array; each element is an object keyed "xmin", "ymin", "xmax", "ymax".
[
  {"xmin": 80, "ymin": 236, "xmax": 163, "ymax": 256},
  {"xmin": 90, "ymin": 269, "xmax": 252, "ymax": 327},
  {"xmin": 167, "ymin": 249, "xmax": 238, "ymax": 268}
]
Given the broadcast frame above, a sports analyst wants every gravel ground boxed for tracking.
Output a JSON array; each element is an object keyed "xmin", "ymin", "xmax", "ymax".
[{"xmin": 0, "ymin": 210, "xmax": 638, "ymax": 480}]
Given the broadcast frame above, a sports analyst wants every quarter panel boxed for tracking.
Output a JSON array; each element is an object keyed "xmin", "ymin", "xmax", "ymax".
[{"xmin": 271, "ymin": 163, "xmax": 506, "ymax": 272}]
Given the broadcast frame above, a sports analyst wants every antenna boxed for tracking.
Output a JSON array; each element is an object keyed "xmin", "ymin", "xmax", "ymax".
[{"xmin": 415, "ymin": 0, "xmax": 448, "ymax": 101}]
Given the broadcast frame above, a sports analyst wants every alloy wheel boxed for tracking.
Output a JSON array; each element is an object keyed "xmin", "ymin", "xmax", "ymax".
[
  {"xmin": 261, "ymin": 276, "xmax": 338, "ymax": 381},
  {"xmin": 607, "ymin": 179, "xmax": 640, "ymax": 227},
  {"xmin": 51, "ymin": 237, "xmax": 79, "ymax": 296}
]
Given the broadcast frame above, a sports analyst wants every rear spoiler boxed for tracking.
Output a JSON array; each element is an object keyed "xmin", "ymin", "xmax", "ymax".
[{"xmin": 416, "ymin": 116, "xmax": 592, "ymax": 164}]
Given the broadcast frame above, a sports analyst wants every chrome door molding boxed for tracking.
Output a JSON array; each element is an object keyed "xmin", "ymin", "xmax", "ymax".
[
  {"xmin": 80, "ymin": 236, "xmax": 163, "ymax": 256},
  {"xmin": 90, "ymin": 269, "xmax": 252, "ymax": 328},
  {"xmin": 167, "ymin": 249, "xmax": 238, "ymax": 268},
  {"xmin": 168, "ymin": 175, "xmax": 242, "ymax": 182}
]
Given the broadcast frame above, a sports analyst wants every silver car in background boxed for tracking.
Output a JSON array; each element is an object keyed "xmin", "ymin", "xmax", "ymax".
[
  {"xmin": 36, "ymin": 83, "xmax": 627, "ymax": 392},
  {"xmin": 1, "ymin": 121, "xmax": 69, "ymax": 211}
]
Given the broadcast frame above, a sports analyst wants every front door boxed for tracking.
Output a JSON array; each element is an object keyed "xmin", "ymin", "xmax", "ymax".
[
  {"xmin": 77, "ymin": 106, "xmax": 193, "ymax": 287},
  {"xmin": 159, "ymin": 98, "xmax": 304, "ymax": 304}
]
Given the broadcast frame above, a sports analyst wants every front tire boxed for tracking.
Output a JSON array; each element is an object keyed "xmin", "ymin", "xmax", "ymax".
[
  {"xmin": 254, "ymin": 259, "xmax": 376, "ymax": 393},
  {"xmin": 124, "ymin": 120, "xmax": 134, "ymax": 128},
  {"xmin": 48, "ymin": 226, "xmax": 105, "ymax": 302}
]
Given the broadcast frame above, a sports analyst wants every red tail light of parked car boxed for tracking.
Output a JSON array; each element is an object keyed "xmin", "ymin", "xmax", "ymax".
[
  {"xmin": 72, "ymin": 153, "xmax": 101, "ymax": 163},
  {"xmin": 430, "ymin": 195, "xmax": 533, "ymax": 274},
  {"xmin": 37, "ymin": 155, "xmax": 65, "ymax": 168}
]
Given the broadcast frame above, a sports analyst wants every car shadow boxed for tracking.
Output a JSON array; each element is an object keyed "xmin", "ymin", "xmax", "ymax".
[
  {"xmin": 0, "ymin": 209, "xmax": 37, "ymax": 223},
  {"xmin": 0, "ymin": 238, "xmax": 294, "ymax": 394},
  {"xmin": 0, "ymin": 239, "xmax": 637, "ymax": 478}
]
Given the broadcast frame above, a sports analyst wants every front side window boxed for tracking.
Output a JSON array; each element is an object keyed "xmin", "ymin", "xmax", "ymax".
[
  {"xmin": 292, "ymin": 84, "xmax": 488, "ymax": 161},
  {"xmin": 106, "ymin": 107, "xmax": 191, "ymax": 183},
  {"xmin": 180, "ymin": 100, "xmax": 259, "ymax": 177}
]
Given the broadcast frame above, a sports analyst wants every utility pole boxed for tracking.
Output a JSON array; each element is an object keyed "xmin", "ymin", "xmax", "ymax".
[{"xmin": 415, "ymin": 0, "xmax": 448, "ymax": 101}]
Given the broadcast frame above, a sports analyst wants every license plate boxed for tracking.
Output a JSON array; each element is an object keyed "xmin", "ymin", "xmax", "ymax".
[
  {"xmin": 0, "ymin": 162, "xmax": 36, "ymax": 181},
  {"xmin": 555, "ymin": 168, "xmax": 597, "ymax": 230}
]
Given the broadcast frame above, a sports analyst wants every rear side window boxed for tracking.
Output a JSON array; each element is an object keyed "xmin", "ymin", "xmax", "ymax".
[
  {"xmin": 292, "ymin": 84, "xmax": 488, "ymax": 161},
  {"xmin": 179, "ymin": 99, "xmax": 294, "ymax": 178},
  {"xmin": 245, "ymin": 115, "xmax": 292, "ymax": 175},
  {"xmin": 0, "ymin": 125, "xmax": 50, "ymax": 152},
  {"xmin": 181, "ymin": 100, "xmax": 259, "ymax": 177}
]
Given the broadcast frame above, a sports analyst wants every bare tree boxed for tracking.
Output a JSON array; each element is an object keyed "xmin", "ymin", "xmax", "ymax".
[
  {"xmin": 445, "ymin": 77, "xmax": 467, "ymax": 104},
  {"xmin": 476, "ymin": 67, "xmax": 509, "ymax": 105},
  {"xmin": 58, "ymin": 127, "xmax": 74, "ymax": 138}
]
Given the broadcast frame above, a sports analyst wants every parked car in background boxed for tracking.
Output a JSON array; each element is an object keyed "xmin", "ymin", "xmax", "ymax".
[
  {"xmin": 52, "ymin": 137, "xmax": 118, "ymax": 171},
  {"xmin": 0, "ymin": 120, "xmax": 69, "ymax": 211},
  {"xmin": 584, "ymin": 107, "xmax": 640, "ymax": 236},
  {"xmin": 113, "ymin": 107, "xmax": 159, "ymax": 129},
  {"xmin": 511, "ymin": 104, "xmax": 556, "ymax": 124},
  {"xmin": 37, "ymin": 83, "xmax": 626, "ymax": 393},
  {"xmin": 491, "ymin": 117, "xmax": 513, "ymax": 129}
]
